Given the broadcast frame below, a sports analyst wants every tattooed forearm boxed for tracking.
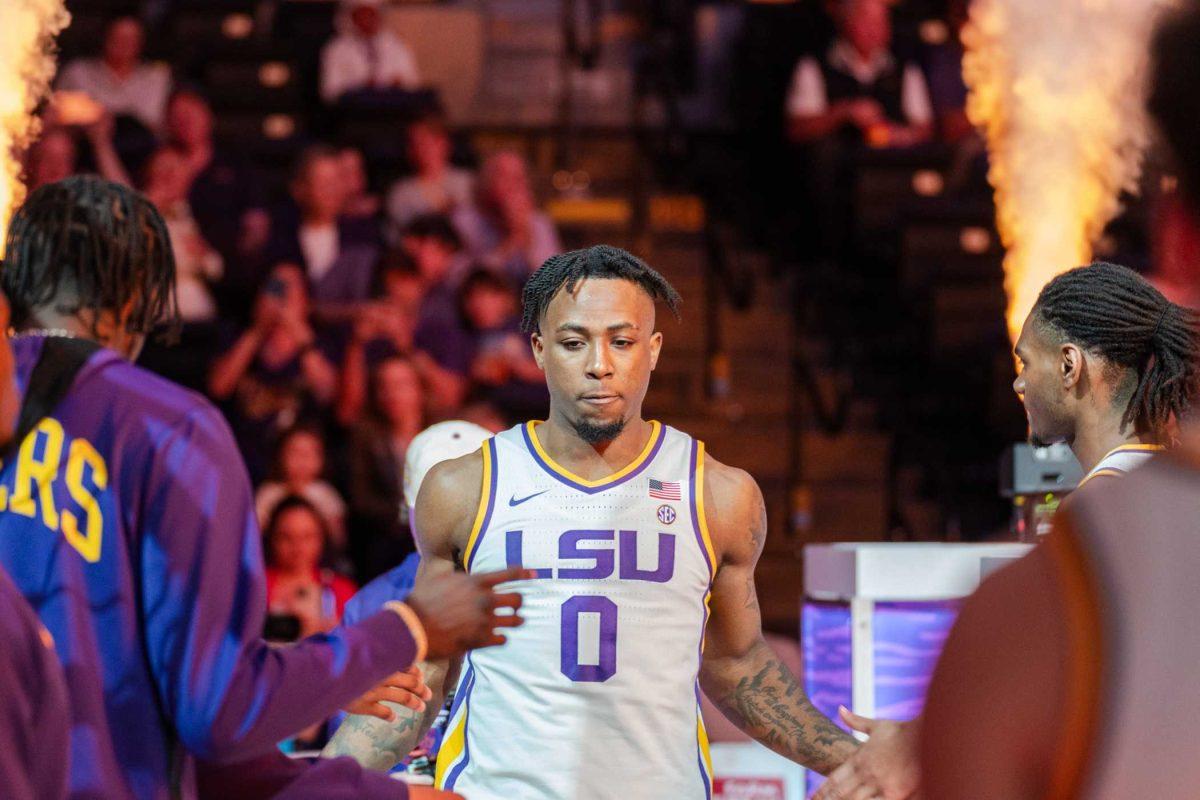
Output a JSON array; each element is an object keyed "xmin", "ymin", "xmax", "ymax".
[
  {"xmin": 702, "ymin": 639, "xmax": 857, "ymax": 775},
  {"xmin": 323, "ymin": 659, "xmax": 452, "ymax": 770},
  {"xmin": 321, "ymin": 706, "xmax": 428, "ymax": 770}
]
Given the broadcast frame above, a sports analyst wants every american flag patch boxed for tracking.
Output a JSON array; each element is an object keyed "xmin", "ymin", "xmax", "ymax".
[{"xmin": 648, "ymin": 478, "xmax": 681, "ymax": 500}]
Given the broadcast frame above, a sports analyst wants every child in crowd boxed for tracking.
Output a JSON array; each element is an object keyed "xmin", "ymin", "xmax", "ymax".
[
  {"xmin": 458, "ymin": 269, "xmax": 548, "ymax": 421},
  {"xmin": 256, "ymin": 425, "xmax": 348, "ymax": 557}
]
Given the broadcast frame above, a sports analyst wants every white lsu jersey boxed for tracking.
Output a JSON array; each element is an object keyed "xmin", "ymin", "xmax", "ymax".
[
  {"xmin": 435, "ymin": 420, "xmax": 718, "ymax": 800},
  {"xmin": 1075, "ymin": 443, "xmax": 1162, "ymax": 489}
]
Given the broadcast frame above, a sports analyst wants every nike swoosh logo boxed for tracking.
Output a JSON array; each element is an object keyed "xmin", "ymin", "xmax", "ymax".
[{"xmin": 509, "ymin": 490, "xmax": 549, "ymax": 507}]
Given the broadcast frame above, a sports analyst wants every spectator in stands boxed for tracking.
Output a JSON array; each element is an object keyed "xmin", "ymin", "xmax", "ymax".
[
  {"xmin": 267, "ymin": 145, "xmax": 381, "ymax": 323},
  {"xmin": 458, "ymin": 269, "xmax": 548, "ymax": 422},
  {"xmin": 165, "ymin": 88, "xmax": 270, "ymax": 318},
  {"xmin": 453, "ymin": 151, "xmax": 562, "ymax": 286},
  {"xmin": 130, "ymin": 143, "xmax": 227, "ymax": 391},
  {"xmin": 347, "ymin": 356, "xmax": 426, "ymax": 580},
  {"xmin": 784, "ymin": 0, "xmax": 932, "ymax": 262},
  {"xmin": 209, "ymin": 262, "xmax": 339, "ymax": 481},
  {"xmin": 263, "ymin": 495, "xmax": 357, "ymax": 640},
  {"xmin": 320, "ymin": 0, "xmax": 421, "ymax": 104},
  {"xmin": 142, "ymin": 145, "xmax": 222, "ymax": 325},
  {"xmin": 58, "ymin": 16, "xmax": 172, "ymax": 133},
  {"xmin": 386, "ymin": 113, "xmax": 475, "ymax": 233},
  {"xmin": 785, "ymin": 0, "xmax": 933, "ymax": 148},
  {"xmin": 338, "ymin": 252, "xmax": 469, "ymax": 423},
  {"xmin": 23, "ymin": 127, "xmax": 77, "ymax": 191},
  {"xmin": 25, "ymin": 112, "xmax": 129, "ymax": 194},
  {"xmin": 256, "ymin": 424, "xmax": 348, "ymax": 556}
]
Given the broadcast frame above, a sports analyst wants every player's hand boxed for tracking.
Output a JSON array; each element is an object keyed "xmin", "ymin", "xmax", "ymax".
[
  {"xmin": 343, "ymin": 666, "xmax": 433, "ymax": 721},
  {"xmin": 406, "ymin": 567, "xmax": 533, "ymax": 659},
  {"xmin": 409, "ymin": 787, "xmax": 465, "ymax": 800},
  {"xmin": 812, "ymin": 708, "xmax": 920, "ymax": 800}
]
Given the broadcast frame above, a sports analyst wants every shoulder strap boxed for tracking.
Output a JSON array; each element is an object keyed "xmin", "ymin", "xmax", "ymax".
[{"xmin": 1, "ymin": 337, "xmax": 101, "ymax": 462}]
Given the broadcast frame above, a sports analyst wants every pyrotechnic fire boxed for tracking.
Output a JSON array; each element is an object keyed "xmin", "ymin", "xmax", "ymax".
[
  {"xmin": 963, "ymin": 0, "xmax": 1173, "ymax": 345},
  {"xmin": 0, "ymin": 0, "xmax": 70, "ymax": 255}
]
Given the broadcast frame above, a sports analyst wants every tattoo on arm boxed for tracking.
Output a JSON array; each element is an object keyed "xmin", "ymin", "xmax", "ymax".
[
  {"xmin": 323, "ymin": 660, "xmax": 453, "ymax": 771},
  {"xmin": 705, "ymin": 642, "xmax": 856, "ymax": 775},
  {"xmin": 742, "ymin": 494, "xmax": 767, "ymax": 611},
  {"xmin": 322, "ymin": 704, "xmax": 429, "ymax": 770}
]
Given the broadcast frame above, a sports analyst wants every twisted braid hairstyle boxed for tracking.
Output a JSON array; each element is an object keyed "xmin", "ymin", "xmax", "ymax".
[
  {"xmin": 1033, "ymin": 261, "xmax": 1200, "ymax": 439},
  {"xmin": 2, "ymin": 175, "xmax": 179, "ymax": 338},
  {"xmin": 520, "ymin": 245, "xmax": 682, "ymax": 334}
]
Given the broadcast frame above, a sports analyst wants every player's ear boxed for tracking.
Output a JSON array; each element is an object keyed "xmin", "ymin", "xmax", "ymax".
[
  {"xmin": 649, "ymin": 331, "xmax": 663, "ymax": 371},
  {"xmin": 531, "ymin": 332, "xmax": 545, "ymax": 369},
  {"xmin": 1060, "ymin": 342, "xmax": 1082, "ymax": 389}
]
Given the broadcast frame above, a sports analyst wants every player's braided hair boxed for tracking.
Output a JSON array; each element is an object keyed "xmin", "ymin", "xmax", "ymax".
[
  {"xmin": 1, "ymin": 175, "xmax": 179, "ymax": 339},
  {"xmin": 1033, "ymin": 261, "xmax": 1200, "ymax": 439},
  {"xmin": 520, "ymin": 245, "xmax": 682, "ymax": 334}
]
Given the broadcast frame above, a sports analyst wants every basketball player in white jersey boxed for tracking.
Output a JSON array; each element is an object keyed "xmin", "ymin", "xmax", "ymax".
[
  {"xmin": 914, "ymin": 8, "xmax": 1200, "ymax": 796},
  {"xmin": 327, "ymin": 245, "xmax": 867, "ymax": 798},
  {"xmin": 1010, "ymin": 260, "xmax": 1198, "ymax": 492},
  {"xmin": 815, "ymin": 263, "xmax": 1200, "ymax": 799}
]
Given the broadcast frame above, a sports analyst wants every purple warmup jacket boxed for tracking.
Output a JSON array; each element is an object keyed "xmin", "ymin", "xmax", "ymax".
[
  {"xmin": 0, "ymin": 338, "xmax": 417, "ymax": 799},
  {"xmin": 0, "ymin": 564, "xmax": 70, "ymax": 800}
]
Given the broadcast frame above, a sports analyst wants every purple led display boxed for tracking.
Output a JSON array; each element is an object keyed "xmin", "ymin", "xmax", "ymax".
[{"xmin": 801, "ymin": 599, "xmax": 960, "ymax": 797}]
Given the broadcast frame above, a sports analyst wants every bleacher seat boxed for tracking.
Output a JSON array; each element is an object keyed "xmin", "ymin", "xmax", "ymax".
[{"xmin": 203, "ymin": 58, "xmax": 303, "ymax": 112}]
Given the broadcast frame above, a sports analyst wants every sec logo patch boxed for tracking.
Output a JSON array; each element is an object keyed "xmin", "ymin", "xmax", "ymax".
[{"xmin": 657, "ymin": 504, "xmax": 677, "ymax": 525}]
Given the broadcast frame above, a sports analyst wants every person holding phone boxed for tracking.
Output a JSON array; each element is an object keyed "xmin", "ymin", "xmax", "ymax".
[{"xmin": 209, "ymin": 263, "xmax": 340, "ymax": 481}]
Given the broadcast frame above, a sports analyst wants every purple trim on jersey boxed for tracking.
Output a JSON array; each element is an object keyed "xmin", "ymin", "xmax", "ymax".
[
  {"xmin": 694, "ymin": 684, "xmax": 713, "ymax": 800},
  {"xmin": 443, "ymin": 659, "xmax": 477, "ymax": 790},
  {"xmin": 465, "ymin": 439, "xmax": 499, "ymax": 572},
  {"xmin": 520, "ymin": 422, "xmax": 666, "ymax": 494},
  {"xmin": 688, "ymin": 439, "xmax": 715, "ymax": 578}
]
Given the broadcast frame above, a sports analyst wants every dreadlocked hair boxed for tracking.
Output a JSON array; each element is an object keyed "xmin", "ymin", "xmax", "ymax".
[
  {"xmin": 1, "ymin": 175, "xmax": 179, "ymax": 339},
  {"xmin": 520, "ymin": 245, "xmax": 682, "ymax": 334},
  {"xmin": 1033, "ymin": 261, "xmax": 1200, "ymax": 440}
]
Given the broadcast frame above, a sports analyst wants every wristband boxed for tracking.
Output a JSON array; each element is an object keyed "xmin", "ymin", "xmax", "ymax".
[{"xmin": 384, "ymin": 601, "xmax": 428, "ymax": 663}]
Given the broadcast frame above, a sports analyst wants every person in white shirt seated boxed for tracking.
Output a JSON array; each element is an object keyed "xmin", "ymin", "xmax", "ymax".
[
  {"xmin": 386, "ymin": 113, "xmax": 475, "ymax": 236},
  {"xmin": 265, "ymin": 146, "xmax": 381, "ymax": 324},
  {"xmin": 452, "ymin": 151, "xmax": 562, "ymax": 287},
  {"xmin": 785, "ymin": 0, "xmax": 933, "ymax": 149},
  {"xmin": 320, "ymin": 0, "xmax": 421, "ymax": 105},
  {"xmin": 58, "ymin": 16, "xmax": 172, "ymax": 133}
]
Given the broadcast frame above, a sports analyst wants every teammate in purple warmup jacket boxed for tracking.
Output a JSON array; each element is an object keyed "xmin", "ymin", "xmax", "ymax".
[
  {"xmin": 0, "ymin": 290, "xmax": 71, "ymax": 800},
  {"xmin": 0, "ymin": 176, "xmax": 525, "ymax": 799}
]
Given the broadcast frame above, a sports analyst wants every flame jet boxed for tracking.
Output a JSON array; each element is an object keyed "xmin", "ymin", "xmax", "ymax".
[
  {"xmin": 963, "ymin": 0, "xmax": 1174, "ymax": 345},
  {"xmin": 0, "ymin": 0, "xmax": 70, "ymax": 253}
]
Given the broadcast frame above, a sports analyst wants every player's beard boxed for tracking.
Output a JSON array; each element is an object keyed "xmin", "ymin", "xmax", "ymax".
[{"xmin": 572, "ymin": 416, "xmax": 626, "ymax": 445}]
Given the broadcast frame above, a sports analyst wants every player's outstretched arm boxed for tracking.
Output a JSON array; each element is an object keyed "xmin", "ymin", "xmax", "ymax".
[
  {"xmin": 697, "ymin": 456, "xmax": 858, "ymax": 775},
  {"xmin": 324, "ymin": 452, "xmax": 502, "ymax": 770}
]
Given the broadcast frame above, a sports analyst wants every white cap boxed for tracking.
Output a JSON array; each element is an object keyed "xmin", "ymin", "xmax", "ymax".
[{"xmin": 403, "ymin": 421, "xmax": 493, "ymax": 516}]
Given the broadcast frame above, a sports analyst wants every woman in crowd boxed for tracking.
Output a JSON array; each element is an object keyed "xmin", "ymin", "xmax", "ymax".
[
  {"xmin": 263, "ymin": 495, "xmax": 357, "ymax": 639},
  {"xmin": 347, "ymin": 356, "xmax": 426, "ymax": 580}
]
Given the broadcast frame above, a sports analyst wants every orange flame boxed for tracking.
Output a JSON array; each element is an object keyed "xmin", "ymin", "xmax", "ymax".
[
  {"xmin": 962, "ymin": 0, "xmax": 1173, "ymax": 346},
  {"xmin": 0, "ymin": 0, "xmax": 70, "ymax": 256}
]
